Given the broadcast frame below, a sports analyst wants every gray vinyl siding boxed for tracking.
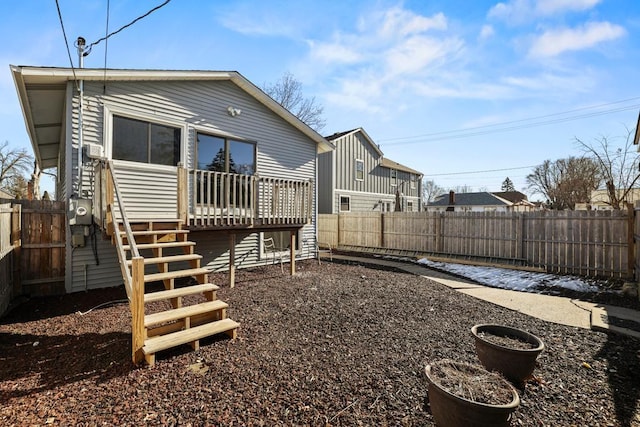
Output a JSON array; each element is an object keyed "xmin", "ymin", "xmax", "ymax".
[
  {"xmin": 66, "ymin": 79, "xmax": 318, "ymax": 290},
  {"xmin": 323, "ymin": 130, "xmax": 422, "ymax": 213},
  {"xmin": 317, "ymin": 151, "xmax": 334, "ymax": 214}
]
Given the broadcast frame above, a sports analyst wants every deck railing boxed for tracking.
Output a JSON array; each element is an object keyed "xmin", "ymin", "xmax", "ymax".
[{"xmin": 188, "ymin": 169, "xmax": 312, "ymax": 227}]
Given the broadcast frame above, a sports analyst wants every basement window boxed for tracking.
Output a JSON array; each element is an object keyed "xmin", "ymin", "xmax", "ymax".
[{"xmin": 340, "ymin": 196, "xmax": 351, "ymax": 212}]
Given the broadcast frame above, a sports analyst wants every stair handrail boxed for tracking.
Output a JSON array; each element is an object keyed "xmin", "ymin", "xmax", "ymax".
[
  {"xmin": 105, "ymin": 160, "xmax": 141, "ymax": 295},
  {"xmin": 105, "ymin": 160, "xmax": 146, "ymax": 363}
]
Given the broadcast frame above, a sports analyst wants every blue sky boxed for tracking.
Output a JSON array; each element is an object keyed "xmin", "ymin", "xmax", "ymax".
[{"xmin": 1, "ymin": 0, "xmax": 639, "ymax": 199}]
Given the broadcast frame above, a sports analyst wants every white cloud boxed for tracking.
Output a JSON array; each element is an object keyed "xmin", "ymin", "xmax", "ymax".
[
  {"xmin": 377, "ymin": 9, "xmax": 448, "ymax": 39},
  {"xmin": 479, "ymin": 25, "xmax": 495, "ymax": 40},
  {"xmin": 535, "ymin": 0, "xmax": 602, "ymax": 15},
  {"xmin": 529, "ymin": 21, "xmax": 626, "ymax": 57},
  {"xmin": 307, "ymin": 38, "xmax": 363, "ymax": 65},
  {"xmin": 488, "ymin": 0, "xmax": 532, "ymax": 23},
  {"xmin": 488, "ymin": 0, "xmax": 602, "ymax": 22},
  {"xmin": 302, "ymin": 6, "xmax": 464, "ymax": 113}
]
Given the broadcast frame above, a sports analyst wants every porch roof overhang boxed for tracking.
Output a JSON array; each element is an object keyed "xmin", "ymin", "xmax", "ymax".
[{"xmin": 11, "ymin": 66, "xmax": 335, "ymax": 170}]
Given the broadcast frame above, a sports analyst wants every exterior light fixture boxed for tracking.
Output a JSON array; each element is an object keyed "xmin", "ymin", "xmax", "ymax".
[{"xmin": 227, "ymin": 106, "xmax": 242, "ymax": 117}]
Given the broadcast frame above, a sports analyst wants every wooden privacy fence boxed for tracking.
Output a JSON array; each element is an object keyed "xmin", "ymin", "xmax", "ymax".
[
  {"xmin": 0, "ymin": 203, "xmax": 20, "ymax": 316},
  {"xmin": 319, "ymin": 210, "xmax": 634, "ymax": 279}
]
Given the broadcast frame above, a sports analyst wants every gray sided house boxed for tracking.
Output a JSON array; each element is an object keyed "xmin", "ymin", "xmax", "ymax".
[
  {"xmin": 12, "ymin": 66, "xmax": 333, "ymax": 363},
  {"xmin": 318, "ymin": 128, "xmax": 423, "ymax": 213}
]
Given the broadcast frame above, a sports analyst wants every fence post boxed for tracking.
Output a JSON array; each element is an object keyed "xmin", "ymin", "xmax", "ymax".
[
  {"xmin": 380, "ymin": 213, "xmax": 385, "ymax": 248},
  {"xmin": 11, "ymin": 204, "xmax": 21, "ymax": 298},
  {"xmin": 516, "ymin": 213, "xmax": 524, "ymax": 260},
  {"xmin": 436, "ymin": 213, "xmax": 444, "ymax": 253}
]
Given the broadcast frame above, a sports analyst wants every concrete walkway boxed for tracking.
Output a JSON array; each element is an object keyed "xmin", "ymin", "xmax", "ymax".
[{"xmin": 325, "ymin": 253, "xmax": 640, "ymax": 339}]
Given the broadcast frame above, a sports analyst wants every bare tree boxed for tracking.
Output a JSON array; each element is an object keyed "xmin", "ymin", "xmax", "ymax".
[
  {"xmin": 526, "ymin": 157, "xmax": 600, "ymax": 210},
  {"xmin": 0, "ymin": 141, "xmax": 33, "ymax": 197},
  {"xmin": 575, "ymin": 126, "xmax": 640, "ymax": 209},
  {"xmin": 422, "ymin": 179, "xmax": 445, "ymax": 206},
  {"xmin": 262, "ymin": 72, "xmax": 326, "ymax": 132}
]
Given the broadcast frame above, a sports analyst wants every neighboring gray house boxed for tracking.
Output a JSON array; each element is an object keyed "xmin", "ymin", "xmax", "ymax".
[
  {"xmin": 12, "ymin": 65, "xmax": 333, "ymax": 363},
  {"xmin": 427, "ymin": 190, "xmax": 535, "ymax": 212},
  {"xmin": 319, "ymin": 128, "xmax": 423, "ymax": 213}
]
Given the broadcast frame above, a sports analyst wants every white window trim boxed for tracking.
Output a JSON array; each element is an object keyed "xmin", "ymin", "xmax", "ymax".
[
  {"xmin": 103, "ymin": 104, "xmax": 188, "ymax": 166},
  {"xmin": 390, "ymin": 169, "xmax": 397, "ymax": 187},
  {"xmin": 339, "ymin": 195, "xmax": 351, "ymax": 212},
  {"xmin": 355, "ymin": 159, "xmax": 364, "ymax": 181},
  {"xmin": 410, "ymin": 176, "xmax": 416, "ymax": 189}
]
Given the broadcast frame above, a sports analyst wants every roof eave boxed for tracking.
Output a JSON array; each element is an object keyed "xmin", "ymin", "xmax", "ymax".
[
  {"xmin": 11, "ymin": 66, "xmax": 335, "ymax": 158},
  {"xmin": 11, "ymin": 65, "xmax": 45, "ymax": 168}
]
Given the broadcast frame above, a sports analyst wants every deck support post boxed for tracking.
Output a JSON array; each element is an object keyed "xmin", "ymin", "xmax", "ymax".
[
  {"xmin": 131, "ymin": 256, "xmax": 145, "ymax": 364},
  {"xmin": 289, "ymin": 230, "xmax": 296, "ymax": 276},
  {"xmin": 229, "ymin": 233, "xmax": 236, "ymax": 288}
]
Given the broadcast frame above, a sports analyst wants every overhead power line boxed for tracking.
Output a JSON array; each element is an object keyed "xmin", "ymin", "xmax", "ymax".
[
  {"xmin": 381, "ymin": 97, "xmax": 640, "ymax": 145},
  {"xmin": 424, "ymin": 165, "xmax": 537, "ymax": 177},
  {"xmin": 54, "ymin": 0, "xmax": 78, "ymax": 88},
  {"xmin": 86, "ymin": 0, "xmax": 171, "ymax": 54}
]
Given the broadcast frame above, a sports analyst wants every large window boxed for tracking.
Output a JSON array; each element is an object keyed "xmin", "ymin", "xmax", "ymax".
[
  {"xmin": 355, "ymin": 159, "xmax": 364, "ymax": 181},
  {"xmin": 197, "ymin": 133, "xmax": 255, "ymax": 175},
  {"xmin": 112, "ymin": 115, "xmax": 181, "ymax": 166}
]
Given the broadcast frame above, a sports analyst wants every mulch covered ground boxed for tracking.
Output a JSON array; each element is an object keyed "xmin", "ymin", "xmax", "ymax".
[{"xmin": 1, "ymin": 260, "xmax": 640, "ymax": 426}]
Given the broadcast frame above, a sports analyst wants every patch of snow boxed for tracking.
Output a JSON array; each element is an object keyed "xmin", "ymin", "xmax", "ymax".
[{"xmin": 416, "ymin": 258, "xmax": 600, "ymax": 293}]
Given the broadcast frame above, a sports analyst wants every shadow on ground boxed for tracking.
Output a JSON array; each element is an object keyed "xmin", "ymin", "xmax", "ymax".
[
  {"xmin": 595, "ymin": 333, "xmax": 640, "ymax": 427},
  {"xmin": 0, "ymin": 330, "xmax": 134, "ymax": 403}
]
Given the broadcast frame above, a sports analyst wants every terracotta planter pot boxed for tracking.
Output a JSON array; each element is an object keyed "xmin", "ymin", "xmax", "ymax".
[
  {"xmin": 471, "ymin": 324, "xmax": 545, "ymax": 384},
  {"xmin": 425, "ymin": 362, "xmax": 520, "ymax": 427}
]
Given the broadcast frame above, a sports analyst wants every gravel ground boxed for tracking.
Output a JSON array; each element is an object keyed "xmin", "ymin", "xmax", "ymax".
[{"xmin": 1, "ymin": 261, "xmax": 640, "ymax": 426}]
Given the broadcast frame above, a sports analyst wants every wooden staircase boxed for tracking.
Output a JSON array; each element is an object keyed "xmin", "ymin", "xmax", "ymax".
[
  {"xmin": 115, "ymin": 219, "xmax": 239, "ymax": 365},
  {"xmin": 102, "ymin": 161, "xmax": 238, "ymax": 366}
]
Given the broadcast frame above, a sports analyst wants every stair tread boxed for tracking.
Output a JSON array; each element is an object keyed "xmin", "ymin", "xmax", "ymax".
[
  {"xmin": 144, "ymin": 267, "xmax": 210, "ymax": 283},
  {"xmin": 121, "ymin": 229, "xmax": 189, "ymax": 236},
  {"xmin": 127, "ymin": 254, "xmax": 203, "ymax": 266},
  {"xmin": 143, "ymin": 318, "xmax": 239, "ymax": 355},
  {"xmin": 145, "ymin": 300, "xmax": 229, "ymax": 327},
  {"xmin": 123, "ymin": 241, "xmax": 196, "ymax": 251},
  {"xmin": 144, "ymin": 283, "xmax": 219, "ymax": 303}
]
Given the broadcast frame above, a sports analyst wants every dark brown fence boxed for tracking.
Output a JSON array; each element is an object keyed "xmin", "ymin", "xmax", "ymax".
[
  {"xmin": 18, "ymin": 200, "xmax": 66, "ymax": 296},
  {"xmin": 319, "ymin": 209, "xmax": 633, "ymax": 279},
  {"xmin": 0, "ymin": 199, "xmax": 67, "ymax": 318}
]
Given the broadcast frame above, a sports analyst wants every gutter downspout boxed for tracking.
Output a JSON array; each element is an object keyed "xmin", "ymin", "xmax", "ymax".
[{"xmin": 76, "ymin": 37, "xmax": 85, "ymax": 195}]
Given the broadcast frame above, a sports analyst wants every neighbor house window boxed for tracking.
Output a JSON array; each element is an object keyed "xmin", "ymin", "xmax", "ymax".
[
  {"xmin": 355, "ymin": 159, "xmax": 364, "ymax": 181},
  {"xmin": 390, "ymin": 169, "xmax": 397, "ymax": 186},
  {"xmin": 410, "ymin": 177, "xmax": 416, "ymax": 190},
  {"xmin": 407, "ymin": 201, "xmax": 413, "ymax": 211},
  {"xmin": 112, "ymin": 115, "xmax": 181, "ymax": 166},
  {"xmin": 197, "ymin": 133, "xmax": 255, "ymax": 175},
  {"xmin": 339, "ymin": 196, "xmax": 350, "ymax": 212}
]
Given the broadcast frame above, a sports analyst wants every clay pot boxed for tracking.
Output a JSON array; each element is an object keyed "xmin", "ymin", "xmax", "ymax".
[
  {"xmin": 471, "ymin": 324, "xmax": 545, "ymax": 384},
  {"xmin": 425, "ymin": 361, "xmax": 520, "ymax": 427}
]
